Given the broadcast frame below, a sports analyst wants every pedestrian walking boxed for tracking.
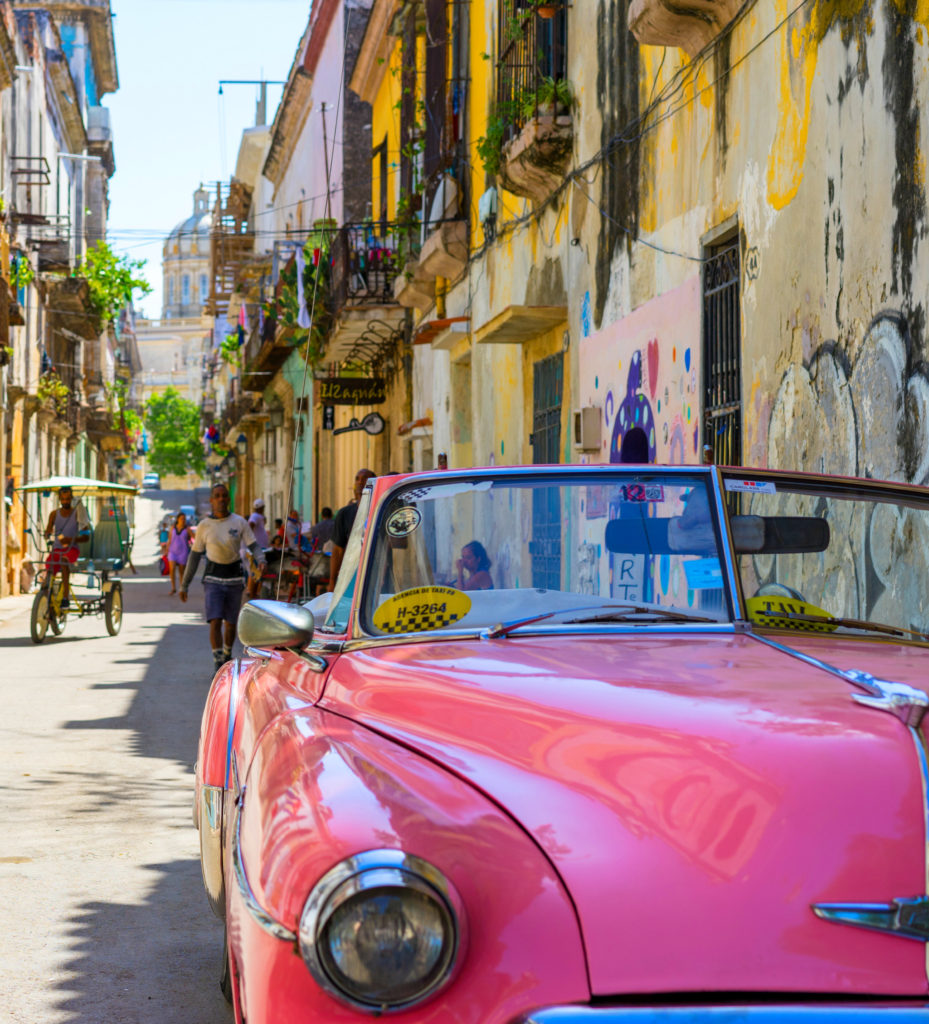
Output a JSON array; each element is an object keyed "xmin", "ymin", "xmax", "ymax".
[
  {"xmin": 329, "ymin": 469, "xmax": 375, "ymax": 591},
  {"xmin": 307, "ymin": 506, "xmax": 335, "ymax": 549},
  {"xmin": 178, "ymin": 482, "xmax": 265, "ymax": 672},
  {"xmin": 248, "ymin": 498, "xmax": 270, "ymax": 548},
  {"xmin": 166, "ymin": 510, "xmax": 194, "ymax": 594}
]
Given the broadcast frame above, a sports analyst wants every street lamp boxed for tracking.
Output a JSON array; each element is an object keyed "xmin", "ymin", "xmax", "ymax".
[{"xmin": 236, "ymin": 433, "xmax": 248, "ymax": 456}]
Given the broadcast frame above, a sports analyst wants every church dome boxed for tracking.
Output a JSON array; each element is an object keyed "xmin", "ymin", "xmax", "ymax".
[{"xmin": 165, "ymin": 187, "xmax": 212, "ymax": 258}]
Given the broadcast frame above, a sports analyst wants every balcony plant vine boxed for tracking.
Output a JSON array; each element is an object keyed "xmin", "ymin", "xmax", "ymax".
[
  {"xmin": 266, "ymin": 231, "xmax": 334, "ymax": 368},
  {"xmin": 37, "ymin": 370, "xmax": 70, "ymax": 414},
  {"xmin": 76, "ymin": 240, "xmax": 152, "ymax": 324},
  {"xmin": 11, "ymin": 251, "xmax": 34, "ymax": 290}
]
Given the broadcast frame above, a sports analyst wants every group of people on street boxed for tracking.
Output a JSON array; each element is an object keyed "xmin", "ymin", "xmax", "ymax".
[{"xmin": 38, "ymin": 468, "xmax": 495, "ymax": 673}]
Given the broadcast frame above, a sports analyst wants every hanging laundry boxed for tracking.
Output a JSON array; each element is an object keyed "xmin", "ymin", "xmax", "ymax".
[{"xmin": 295, "ymin": 247, "xmax": 312, "ymax": 329}]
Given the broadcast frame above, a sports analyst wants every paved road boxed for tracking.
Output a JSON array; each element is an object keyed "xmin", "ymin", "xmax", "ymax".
[{"xmin": 0, "ymin": 489, "xmax": 229, "ymax": 1023}]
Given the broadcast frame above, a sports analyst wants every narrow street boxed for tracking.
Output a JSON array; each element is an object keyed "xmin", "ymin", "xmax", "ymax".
[{"xmin": 0, "ymin": 491, "xmax": 229, "ymax": 1024}]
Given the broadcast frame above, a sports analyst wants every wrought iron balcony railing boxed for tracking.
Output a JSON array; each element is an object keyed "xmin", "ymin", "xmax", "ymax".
[
  {"xmin": 330, "ymin": 223, "xmax": 407, "ymax": 314},
  {"xmin": 496, "ymin": 0, "xmax": 568, "ymax": 144}
]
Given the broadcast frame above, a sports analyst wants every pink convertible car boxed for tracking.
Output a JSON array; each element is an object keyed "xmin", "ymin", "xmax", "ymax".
[{"xmin": 195, "ymin": 465, "xmax": 929, "ymax": 1022}]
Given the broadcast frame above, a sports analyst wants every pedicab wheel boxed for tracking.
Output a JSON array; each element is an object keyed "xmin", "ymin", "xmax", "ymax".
[
  {"xmin": 49, "ymin": 581, "xmax": 65, "ymax": 635},
  {"xmin": 30, "ymin": 590, "xmax": 54, "ymax": 644},
  {"xmin": 104, "ymin": 584, "xmax": 123, "ymax": 636}
]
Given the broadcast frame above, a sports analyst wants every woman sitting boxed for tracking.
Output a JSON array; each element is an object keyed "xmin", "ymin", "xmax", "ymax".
[{"xmin": 456, "ymin": 541, "xmax": 493, "ymax": 591}]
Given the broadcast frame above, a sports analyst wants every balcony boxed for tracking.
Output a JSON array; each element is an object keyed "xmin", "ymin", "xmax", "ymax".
[
  {"xmin": 241, "ymin": 315, "xmax": 292, "ymax": 392},
  {"xmin": 500, "ymin": 113, "xmax": 574, "ymax": 204},
  {"xmin": 494, "ymin": 2, "xmax": 572, "ymax": 203},
  {"xmin": 325, "ymin": 223, "xmax": 408, "ymax": 363},
  {"xmin": 628, "ymin": 0, "xmax": 743, "ymax": 56},
  {"xmin": 208, "ymin": 180, "xmax": 254, "ymax": 318},
  {"xmin": 331, "ymin": 224, "xmax": 405, "ymax": 310}
]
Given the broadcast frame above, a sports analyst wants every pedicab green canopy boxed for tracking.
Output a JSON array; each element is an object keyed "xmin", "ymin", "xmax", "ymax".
[{"xmin": 18, "ymin": 475, "xmax": 138, "ymax": 494}]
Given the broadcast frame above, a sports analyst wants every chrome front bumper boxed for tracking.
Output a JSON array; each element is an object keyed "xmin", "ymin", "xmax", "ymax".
[{"xmin": 522, "ymin": 1007, "xmax": 929, "ymax": 1024}]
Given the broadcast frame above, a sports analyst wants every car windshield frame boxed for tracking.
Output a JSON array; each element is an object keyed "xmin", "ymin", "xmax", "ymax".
[{"xmin": 353, "ymin": 466, "xmax": 739, "ymax": 641}]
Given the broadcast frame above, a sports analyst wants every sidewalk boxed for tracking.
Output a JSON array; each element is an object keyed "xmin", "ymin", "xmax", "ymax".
[{"xmin": 0, "ymin": 593, "xmax": 33, "ymax": 626}]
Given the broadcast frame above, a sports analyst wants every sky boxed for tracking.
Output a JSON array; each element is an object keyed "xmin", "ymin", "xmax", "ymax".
[{"xmin": 106, "ymin": 0, "xmax": 312, "ymax": 319}]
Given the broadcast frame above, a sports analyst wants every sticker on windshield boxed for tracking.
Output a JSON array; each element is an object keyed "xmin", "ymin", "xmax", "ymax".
[
  {"xmin": 725, "ymin": 479, "xmax": 776, "ymax": 494},
  {"xmin": 618, "ymin": 483, "xmax": 665, "ymax": 503},
  {"xmin": 683, "ymin": 557, "xmax": 722, "ymax": 590},
  {"xmin": 400, "ymin": 480, "xmax": 493, "ymax": 502},
  {"xmin": 745, "ymin": 596, "xmax": 837, "ymax": 632},
  {"xmin": 385, "ymin": 506, "xmax": 422, "ymax": 538},
  {"xmin": 373, "ymin": 586, "xmax": 471, "ymax": 634}
]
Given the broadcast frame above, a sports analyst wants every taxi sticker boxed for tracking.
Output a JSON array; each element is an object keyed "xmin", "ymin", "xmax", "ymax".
[
  {"xmin": 373, "ymin": 586, "xmax": 472, "ymax": 634},
  {"xmin": 746, "ymin": 596, "xmax": 837, "ymax": 632},
  {"xmin": 619, "ymin": 483, "xmax": 665, "ymax": 502},
  {"xmin": 386, "ymin": 506, "xmax": 422, "ymax": 538},
  {"xmin": 725, "ymin": 479, "xmax": 777, "ymax": 494}
]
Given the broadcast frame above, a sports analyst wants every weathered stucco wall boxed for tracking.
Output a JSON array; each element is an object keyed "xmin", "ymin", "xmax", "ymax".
[{"xmin": 619, "ymin": 0, "xmax": 929, "ymax": 478}]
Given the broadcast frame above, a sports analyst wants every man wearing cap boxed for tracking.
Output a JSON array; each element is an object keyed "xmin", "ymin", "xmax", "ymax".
[
  {"xmin": 244, "ymin": 498, "xmax": 270, "ymax": 599},
  {"xmin": 248, "ymin": 498, "xmax": 270, "ymax": 548}
]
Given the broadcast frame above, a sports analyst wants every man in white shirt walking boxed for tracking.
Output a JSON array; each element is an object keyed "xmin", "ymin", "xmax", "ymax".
[{"xmin": 179, "ymin": 482, "xmax": 265, "ymax": 671}]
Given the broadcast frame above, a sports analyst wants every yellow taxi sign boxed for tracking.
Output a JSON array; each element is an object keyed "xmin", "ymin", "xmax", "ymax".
[
  {"xmin": 746, "ymin": 596, "xmax": 837, "ymax": 632},
  {"xmin": 373, "ymin": 586, "xmax": 471, "ymax": 634}
]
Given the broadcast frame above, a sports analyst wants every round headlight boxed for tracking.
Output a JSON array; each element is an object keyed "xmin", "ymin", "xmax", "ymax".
[{"xmin": 299, "ymin": 851, "xmax": 463, "ymax": 1011}]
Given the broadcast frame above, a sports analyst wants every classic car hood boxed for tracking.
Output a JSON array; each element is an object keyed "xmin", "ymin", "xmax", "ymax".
[{"xmin": 321, "ymin": 633, "xmax": 928, "ymax": 996}]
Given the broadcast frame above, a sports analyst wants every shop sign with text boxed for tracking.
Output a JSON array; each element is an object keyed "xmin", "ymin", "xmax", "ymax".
[{"xmin": 317, "ymin": 377, "xmax": 386, "ymax": 406}]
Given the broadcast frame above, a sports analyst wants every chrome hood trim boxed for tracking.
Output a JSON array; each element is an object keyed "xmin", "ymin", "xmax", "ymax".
[
  {"xmin": 750, "ymin": 635, "xmax": 929, "ymax": 728},
  {"xmin": 812, "ymin": 897, "xmax": 929, "ymax": 941}
]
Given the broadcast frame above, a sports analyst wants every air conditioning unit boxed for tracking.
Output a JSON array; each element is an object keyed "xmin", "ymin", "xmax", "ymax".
[{"xmin": 573, "ymin": 406, "xmax": 601, "ymax": 451}]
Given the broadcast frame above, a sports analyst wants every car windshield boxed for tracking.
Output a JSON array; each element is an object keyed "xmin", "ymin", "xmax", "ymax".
[
  {"xmin": 359, "ymin": 471, "xmax": 732, "ymax": 637},
  {"xmin": 726, "ymin": 474, "xmax": 929, "ymax": 640}
]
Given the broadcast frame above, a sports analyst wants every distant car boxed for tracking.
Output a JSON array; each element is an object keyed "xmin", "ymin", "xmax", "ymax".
[
  {"xmin": 141, "ymin": 472, "xmax": 160, "ymax": 489},
  {"xmin": 179, "ymin": 503, "xmax": 197, "ymax": 526},
  {"xmin": 196, "ymin": 463, "xmax": 929, "ymax": 1021}
]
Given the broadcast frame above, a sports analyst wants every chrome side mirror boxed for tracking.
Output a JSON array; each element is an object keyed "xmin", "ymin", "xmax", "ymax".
[{"xmin": 238, "ymin": 600, "xmax": 315, "ymax": 649}]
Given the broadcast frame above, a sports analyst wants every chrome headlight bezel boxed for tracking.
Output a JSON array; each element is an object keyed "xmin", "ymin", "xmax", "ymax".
[{"xmin": 298, "ymin": 849, "xmax": 465, "ymax": 1013}]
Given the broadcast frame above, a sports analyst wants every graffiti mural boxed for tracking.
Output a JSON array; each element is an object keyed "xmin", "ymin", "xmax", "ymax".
[
  {"xmin": 762, "ymin": 311, "xmax": 929, "ymax": 628},
  {"xmin": 579, "ymin": 277, "xmax": 702, "ymax": 465},
  {"xmin": 766, "ymin": 312, "xmax": 929, "ymax": 484}
]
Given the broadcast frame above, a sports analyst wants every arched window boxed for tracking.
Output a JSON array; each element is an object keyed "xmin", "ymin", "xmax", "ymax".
[
  {"xmin": 167, "ymin": 277, "xmax": 175, "ymax": 306},
  {"xmin": 182, "ymin": 274, "xmax": 191, "ymax": 306}
]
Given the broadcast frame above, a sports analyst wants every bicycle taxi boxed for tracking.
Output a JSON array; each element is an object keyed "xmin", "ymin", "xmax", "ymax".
[{"xmin": 20, "ymin": 475, "xmax": 136, "ymax": 643}]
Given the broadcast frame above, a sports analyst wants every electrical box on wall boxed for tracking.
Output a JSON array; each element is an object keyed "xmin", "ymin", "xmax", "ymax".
[{"xmin": 573, "ymin": 407, "xmax": 601, "ymax": 451}]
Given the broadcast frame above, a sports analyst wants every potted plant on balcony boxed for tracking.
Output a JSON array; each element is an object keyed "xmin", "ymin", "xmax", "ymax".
[{"xmin": 521, "ymin": 76, "xmax": 574, "ymax": 120}]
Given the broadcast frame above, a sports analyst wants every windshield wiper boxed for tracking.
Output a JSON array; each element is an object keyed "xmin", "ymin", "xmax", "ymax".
[
  {"xmin": 483, "ymin": 603, "xmax": 717, "ymax": 638},
  {"xmin": 483, "ymin": 604, "xmax": 633, "ymax": 639},
  {"xmin": 752, "ymin": 609, "xmax": 929, "ymax": 642},
  {"xmin": 567, "ymin": 605, "xmax": 719, "ymax": 625}
]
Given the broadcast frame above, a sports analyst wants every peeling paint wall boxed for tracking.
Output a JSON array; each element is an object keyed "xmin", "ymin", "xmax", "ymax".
[{"xmin": 625, "ymin": 1, "xmax": 929, "ymax": 477}]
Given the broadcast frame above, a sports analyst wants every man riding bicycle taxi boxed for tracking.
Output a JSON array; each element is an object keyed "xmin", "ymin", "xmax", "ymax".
[{"xmin": 43, "ymin": 485, "xmax": 91, "ymax": 608}]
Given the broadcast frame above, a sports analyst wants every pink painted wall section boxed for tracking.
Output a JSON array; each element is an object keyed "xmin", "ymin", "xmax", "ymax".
[{"xmin": 579, "ymin": 277, "xmax": 702, "ymax": 464}]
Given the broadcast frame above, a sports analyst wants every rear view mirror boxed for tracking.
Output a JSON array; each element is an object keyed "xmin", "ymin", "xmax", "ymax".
[
  {"xmin": 730, "ymin": 515, "xmax": 830, "ymax": 554},
  {"xmin": 238, "ymin": 599, "xmax": 315, "ymax": 649}
]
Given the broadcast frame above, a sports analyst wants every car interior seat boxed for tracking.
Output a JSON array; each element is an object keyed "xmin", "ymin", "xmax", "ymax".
[{"xmin": 91, "ymin": 520, "xmax": 127, "ymax": 569}]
